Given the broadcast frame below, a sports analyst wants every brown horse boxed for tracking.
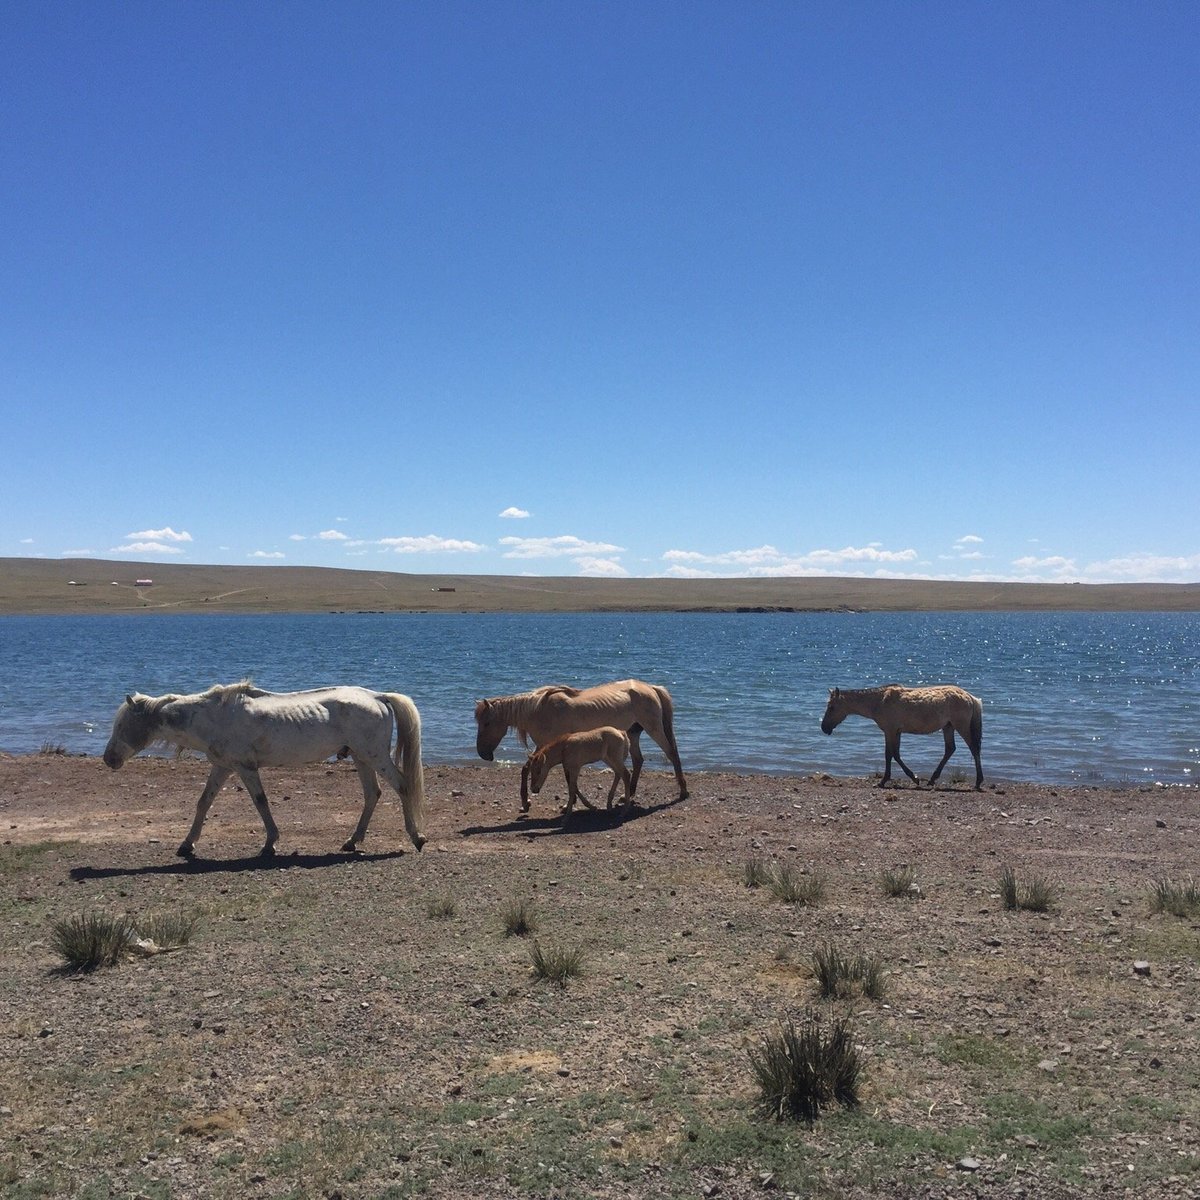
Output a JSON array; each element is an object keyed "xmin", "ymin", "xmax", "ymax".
[
  {"xmin": 820, "ymin": 684, "xmax": 983, "ymax": 790},
  {"xmin": 474, "ymin": 679, "xmax": 687, "ymax": 811},
  {"xmin": 526, "ymin": 727, "xmax": 633, "ymax": 818}
]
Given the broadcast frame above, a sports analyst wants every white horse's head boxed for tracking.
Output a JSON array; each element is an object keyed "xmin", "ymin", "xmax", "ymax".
[{"xmin": 103, "ymin": 693, "xmax": 160, "ymax": 769}]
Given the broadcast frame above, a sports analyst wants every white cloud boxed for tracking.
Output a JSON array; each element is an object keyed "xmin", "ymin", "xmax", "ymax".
[
  {"xmin": 1081, "ymin": 553, "xmax": 1200, "ymax": 582},
  {"xmin": 317, "ymin": 529, "xmax": 348, "ymax": 541},
  {"xmin": 378, "ymin": 535, "xmax": 486, "ymax": 554},
  {"xmin": 1012, "ymin": 554, "xmax": 1076, "ymax": 571},
  {"xmin": 499, "ymin": 507, "xmax": 531, "ymax": 519},
  {"xmin": 62, "ymin": 548, "xmax": 94, "ymax": 556},
  {"xmin": 661, "ymin": 543, "xmax": 919, "ymax": 576},
  {"xmin": 126, "ymin": 526, "xmax": 192, "ymax": 543},
  {"xmin": 501, "ymin": 535, "xmax": 624, "ymax": 559},
  {"xmin": 576, "ymin": 557, "xmax": 630, "ymax": 577},
  {"xmin": 248, "ymin": 550, "xmax": 285, "ymax": 559},
  {"xmin": 111, "ymin": 541, "xmax": 184, "ymax": 555},
  {"xmin": 335, "ymin": 516, "xmax": 348, "ymax": 522},
  {"xmin": 955, "ymin": 534, "xmax": 984, "ymax": 545},
  {"xmin": 289, "ymin": 534, "xmax": 307, "ymax": 541},
  {"xmin": 20, "ymin": 538, "xmax": 34, "ymax": 544}
]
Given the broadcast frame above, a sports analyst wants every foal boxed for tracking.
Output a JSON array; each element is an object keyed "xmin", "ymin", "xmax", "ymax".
[{"xmin": 525, "ymin": 727, "xmax": 633, "ymax": 818}]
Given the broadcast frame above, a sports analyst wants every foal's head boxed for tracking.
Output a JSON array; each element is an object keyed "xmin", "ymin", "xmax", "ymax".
[
  {"xmin": 820, "ymin": 687, "xmax": 848, "ymax": 735},
  {"xmin": 525, "ymin": 748, "xmax": 551, "ymax": 795},
  {"xmin": 102, "ymin": 693, "xmax": 161, "ymax": 769}
]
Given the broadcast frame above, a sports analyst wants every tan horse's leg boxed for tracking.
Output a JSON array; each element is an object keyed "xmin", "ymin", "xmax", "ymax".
[
  {"xmin": 235, "ymin": 766, "xmax": 281, "ymax": 856},
  {"xmin": 928, "ymin": 724, "xmax": 957, "ymax": 785},
  {"xmin": 178, "ymin": 764, "xmax": 232, "ymax": 857},
  {"xmin": 638, "ymin": 718, "xmax": 689, "ymax": 800},
  {"xmin": 627, "ymin": 728, "xmax": 645, "ymax": 798}
]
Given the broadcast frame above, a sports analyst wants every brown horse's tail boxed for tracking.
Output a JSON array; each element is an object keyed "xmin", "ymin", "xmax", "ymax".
[
  {"xmin": 969, "ymin": 697, "xmax": 983, "ymax": 754},
  {"xmin": 381, "ymin": 693, "xmax": 425, "ymax": 830}
]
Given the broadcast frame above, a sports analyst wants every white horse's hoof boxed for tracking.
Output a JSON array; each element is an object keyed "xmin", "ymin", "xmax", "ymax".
[
  {"xmin": 341, "ymin": 840, "xmax": 359, "ymax": 853},
  {"xmin": 259, "ymin": 845, "xmax": 276, "ymax": 858},
  {"xmin": 176, "ymin": 844, "xmax": 194, "ymax": 859}
]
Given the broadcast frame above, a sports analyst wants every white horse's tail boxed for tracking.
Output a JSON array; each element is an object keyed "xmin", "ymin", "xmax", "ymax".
[{"xmin": 381, "ymin": 693, "xmax": 425, "ymax": 828}]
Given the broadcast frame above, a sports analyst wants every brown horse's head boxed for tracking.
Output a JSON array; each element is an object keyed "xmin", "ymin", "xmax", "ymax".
[
  {"xmin": 474, "ymin": 698, "xmax": 507, "ymax": 761},
  {"xmin": 102, "ymin": 693, "xmax": 160, "ymax": 769},
  {"xmin": 820, "ymin": 687, "xmax": 848, "ymax": 735}
]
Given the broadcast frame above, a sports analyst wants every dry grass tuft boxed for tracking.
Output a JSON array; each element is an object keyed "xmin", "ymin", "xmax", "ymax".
[{"xmin": 749, "ymin": 1010, "xmax": 862, "ymax": 1124}]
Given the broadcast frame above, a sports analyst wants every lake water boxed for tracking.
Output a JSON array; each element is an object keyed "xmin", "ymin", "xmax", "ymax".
[{"xmin": 1, "ymin": 611, "xmax": 1197, "ymax": 785}]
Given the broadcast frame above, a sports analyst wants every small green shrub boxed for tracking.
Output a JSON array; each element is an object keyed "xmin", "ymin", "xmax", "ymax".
[
  {"xmin": 138, "ymin": 910, "xmax": 199, "ymax": 949},
  {"xmin": 999, "ymin": 866, "xmax": 1056, "ymax": 913},
  {"xmin": 529, "ymin": 941, "xmax": 583, "ymax": 986},
  {"xmin": 749, "ymin": 1010, "xmax": 862, "ymax": 1124},
  {"xmin": 501, "ymin": 896, "xmax": 537, "ymax": 937},
  {"xmin": 1151, "ymin": 878, "xmax": 1200, "ymax": 919},
  {"xmin": 768, "ymin": 863, "xmax": 824, "ymax": 907},
  {"xmin": 38, "ymin": 741, "xmax": 68, "ymax": 756},
  {"xmin": 880, "ymin": 864, "xmax": 917, "ymax": 898},
  {"xmin": 52, "ymin": 912, "xmax": 137, "ymax": 973},
  {"xmin": 425, "ymin": 893, "xmax": 458, "ymax": 919},
  {"xmin": 811, "ymin": 943, "xmax": 887, "ymax": 1001}
]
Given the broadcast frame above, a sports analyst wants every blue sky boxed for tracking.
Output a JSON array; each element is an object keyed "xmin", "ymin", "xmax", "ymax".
[{"xmin": 4, "ymin": 1, "xmax": 1197, "ymax": 582}]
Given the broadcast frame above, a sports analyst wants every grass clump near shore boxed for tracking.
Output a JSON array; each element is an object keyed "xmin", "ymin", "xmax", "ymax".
[
  {"xmin": 52, "ymin": 909, "xmax": 198, "ymax": 973},
  {"xmin": 424, "ymin": 892, "xmax": 458, "ymax": 919},
  {"xmin": 999, "ymin": 866, "xmax": 1057, "ymax": 913},
  {"xmin": 1150, "ymin": 877, "xmax": 1200, "ymax": 919},
  {"xmin": 812, "ymin": 943, "xmax": 887, "ymax": 1001},
  {"xmin": 500, "ymin": 896, "xmax": 538, "ymax": 937},
  {"xmin": 768, "ymin": 863, "xmax": 825, "ymax": 907},
  {"xmin": 749, "ymin": 1011, "xmax": 862, "ymax": 1124},
  {"xmin": 529, "ymin": 941, "xmax": 584, "ymax": 987},
  {"xmin": 879, "ymin": 864, "xmax": 918, "ymax": 898},
  {"xmin": 743, "ymin": 855, "xmax": 773, "ymax": 888}
]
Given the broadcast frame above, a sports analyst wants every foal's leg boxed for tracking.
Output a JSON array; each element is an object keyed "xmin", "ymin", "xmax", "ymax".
[
  {"xmin": 234, "ymin": 766, "xmax": 281, "ymax": 856},
  {"xmin": 562, "ymin": 766, "xmax": 581, "ymax": 818},
  {"xmin": 178, "ymin": 764, "xmax": 232, "ymax": 857},
  {"xmin": 343, "ymin": 760, "xmax": 382, "ymax": 852},
  {"xmin": 928, "ymin": 725, "xmax": 957, "ymax": 785},
  {"xmin": 564, "ymin": 763, "xmax": 600, "ymax": 810},
  {"xmin": 375, "ymin": 755, "xmax": 427, "ymax": 850}
]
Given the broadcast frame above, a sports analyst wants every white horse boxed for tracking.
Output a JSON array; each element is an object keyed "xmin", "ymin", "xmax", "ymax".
[{"xmin": 103, "ymin": 682, "xmax": 426, "ymax": 857}]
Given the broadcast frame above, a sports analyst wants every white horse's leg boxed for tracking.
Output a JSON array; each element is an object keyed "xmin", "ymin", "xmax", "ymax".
[
  {"xmin": 343, "ymin": 760, "xmax": 382, "ymax": 852},
  {"xmin": 928, "ymin": 725, "xmax": 957, "ymax": 784},
  {"xmin": 235, "ymin": 766, "xmax": 280, "ymax": 856},
  {"xmin": 178, "ymin": 764, "xmax": 231, "ymax": 857},
  {"xmin": 375, "ymin": 756, "xmax": 427, "ymax": 850}
]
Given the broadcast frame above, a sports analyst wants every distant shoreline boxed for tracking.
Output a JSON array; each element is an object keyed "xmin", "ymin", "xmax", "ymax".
[{"xmin": 3, "ymin": 557, "xmax": 1199, "ymax": 616}]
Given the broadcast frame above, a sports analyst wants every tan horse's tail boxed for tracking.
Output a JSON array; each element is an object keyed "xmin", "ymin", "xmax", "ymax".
[
  {"xmin": 381, "ymin": 693, "xmax": 425, "ymax": 828},
  {"xmin": 653, "ymin": 685, "xmax": 683, "ymax": 761}
]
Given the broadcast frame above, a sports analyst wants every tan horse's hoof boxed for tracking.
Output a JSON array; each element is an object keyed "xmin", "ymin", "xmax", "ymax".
[{"xmin": 176, "ymin": 844, "xmax": 194, "ymax": 859}]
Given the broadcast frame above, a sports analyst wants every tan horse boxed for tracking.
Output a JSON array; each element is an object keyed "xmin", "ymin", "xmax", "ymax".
[
  {"xmin": 820, "ymin": 684, "xmax": 983, "ymax": 790},
  {"xmin": 526, "ymin": 727, "xmax": 633, "ymax": 818},
  {"xmin": 474, "ymin": 679, "xmax": 687, "ymax": 811}
]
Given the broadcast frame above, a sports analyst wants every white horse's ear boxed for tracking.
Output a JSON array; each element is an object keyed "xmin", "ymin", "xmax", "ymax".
[{"xmin": 126, "ymin": 694, "xmax": 136, "ymax": 706}]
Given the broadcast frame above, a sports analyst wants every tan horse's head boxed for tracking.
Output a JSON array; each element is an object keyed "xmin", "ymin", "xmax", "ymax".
[
  {"xmin": 820, "ymin": 687, "xmax": 848, "ymax": 735},
  {"xmin": 474, "ymin": 698, "xmax": 508, "ymax": 761},
  {"xmin": 102, "ymin": 693, "xmax": 160, "ymax": 769}
]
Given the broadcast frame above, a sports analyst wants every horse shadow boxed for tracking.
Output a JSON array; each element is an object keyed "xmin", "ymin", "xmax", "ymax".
[
  {"xmin": 458, "ymin": 793, "xmax": 685, "ymax": 840},
  {"xmin": 69, "ymin": 848, "xmax": 410, "ymax": 882}
]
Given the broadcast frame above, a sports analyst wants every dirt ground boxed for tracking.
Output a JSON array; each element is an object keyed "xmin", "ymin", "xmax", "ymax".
[{"xmin": 2, "ymin": 752, "xmax": 1198, "ymax": 1199}]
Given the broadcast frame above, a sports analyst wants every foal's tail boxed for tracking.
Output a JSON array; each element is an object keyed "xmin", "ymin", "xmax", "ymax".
[{"xmin": 381, "ymin": 693, "xmax": 425, "ymax": 828}]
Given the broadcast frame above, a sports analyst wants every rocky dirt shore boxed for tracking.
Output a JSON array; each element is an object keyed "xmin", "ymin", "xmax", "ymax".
[{"xmin": 2, "ymin": 753, "xmax": 1197, "ymax": 1198}]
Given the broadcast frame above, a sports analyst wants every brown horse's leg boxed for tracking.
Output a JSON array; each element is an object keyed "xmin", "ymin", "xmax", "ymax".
[
  {"xmin": 887, "ymin": 733, "xmax": 919, "ymax": 786},
  {"xmin": 928, "ymin": 725, "xmax": 956, "ymax": 785}
]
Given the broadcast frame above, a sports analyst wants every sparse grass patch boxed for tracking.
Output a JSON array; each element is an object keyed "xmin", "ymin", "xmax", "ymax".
[
  {"xmin": 424, "ymin": 892, "xmax": 458, "ymax": 919},
  {"xmin": 500, "ymin": 896, "xmax": 537, "ymax": 937},
  {"xmin": 811, "ymin": 942, "xmax": 886, "ymax": 1001},
  {"xmin": 529, "ymin": 940, "xmax": 584, "ymax": 986},
  {"xmin": 51, "ymin": 911, "xmax": 137, "ymax": 972},
  {"xmin": 767, "ymin": 863, "xmax": 824, "ymax": 907},
  {"xmin": 743, "ymin": 855, "xmax": 773, "ymax": 888},
  {"xmin": 0, "ymin": 840, "xmax": 62, "ymax": 877},
  {"xmin": 879, "ymin": 864, "xmax": 917, "ymax": 898},
  {"xmin": 749, "ymin": 1010, "xmax": 862, "ymax": 1124},
  {"xmin": 38, "ymin": 741, "xmax": 68, "ymax": 756},
  {"xmin": 1151, "ymin": 877, "xmax": 1200, "ymax": 919},
  {"xmin": 999, "ymin": 865, "xmax": 1056, "ymax": 912},
  {"xmin": 51, "ymin": 907, "xmax": 199, "ymax": 972}
]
